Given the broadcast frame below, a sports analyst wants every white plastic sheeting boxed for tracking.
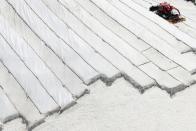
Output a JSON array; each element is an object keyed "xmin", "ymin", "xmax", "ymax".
[{"xmin": 0, "ymin": 0, "xmax": 196, "ymax": 130}]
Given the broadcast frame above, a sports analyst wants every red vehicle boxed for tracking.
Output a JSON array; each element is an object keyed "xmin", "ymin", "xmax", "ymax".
[{"xmin": 149, "ymin": 2, "xmax": 185, "ymax": 23}]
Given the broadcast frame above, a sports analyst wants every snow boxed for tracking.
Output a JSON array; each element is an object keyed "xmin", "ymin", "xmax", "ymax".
[{"xmin": 33, "ymin": 79, "xmax": 196, "ymax": 131}]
